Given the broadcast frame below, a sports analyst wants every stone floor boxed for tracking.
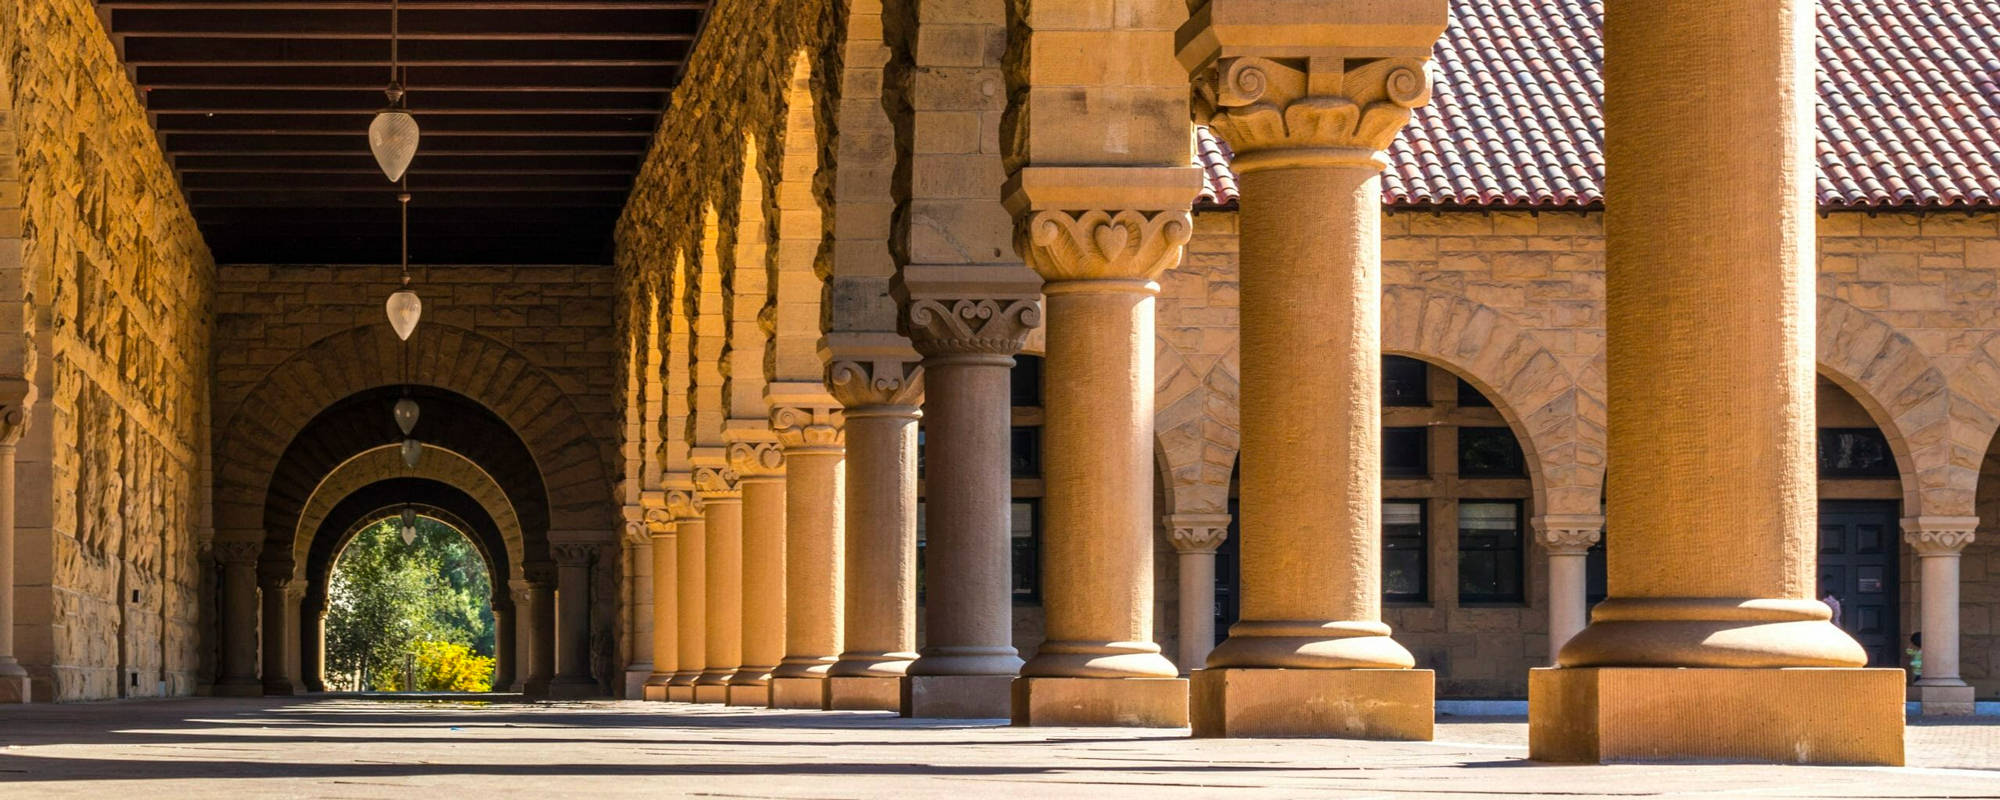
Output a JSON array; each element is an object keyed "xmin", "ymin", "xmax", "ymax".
[{"xmin": 0, "ymin": 697, "xmax": 1995, "ymax": 798}]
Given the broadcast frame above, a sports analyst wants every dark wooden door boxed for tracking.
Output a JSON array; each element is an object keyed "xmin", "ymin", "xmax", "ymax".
[{"xmin": 1817, "ymin": 500, "xmax": 1900, "ymax": 667}]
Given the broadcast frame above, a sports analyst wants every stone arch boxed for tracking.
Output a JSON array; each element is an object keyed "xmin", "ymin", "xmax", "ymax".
[
  {"xmin": 0, "ymin": 64, "xmax": 33, "ymax": 380},
  {"xmin": 290, "ymin": 443, "xmax": 525, "ymax": 584},
  {"xmin": 728, "ymin": 134, "xmax": 773, "ymax": 423},
  {"xmin": 661, "ymin": 248, "xmax": 695, "ymax": 477},
  {"xmin": 690, "ymin": 205, "xmax": 727, "ymax": 453},
  {"xmin": 212, "ymin": 323, "xmax": 617, "ymax": 540},
  {"xmin": 1949, "ymin": 331, "xmax": 2000, "ymax": 519},
  {"xmin": 767, "ymin": 48, "xmax": 832, "ymax": 395},
  {"xmin": 1816, "ymin": 296, "xmax": 1963, "ymax": 517},
  {"xmin": 1154, "ymin": 338, "xmax": 1240, "ymax": 516},
  {"xmin": 1381, "ymin": 286, "xmax": 1604, "ymax": 519}
]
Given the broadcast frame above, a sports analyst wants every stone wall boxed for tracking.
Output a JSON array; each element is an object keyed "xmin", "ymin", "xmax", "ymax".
[
  {"xmin": 2, "ymin": 0, "xmax": 215, "ymax": 700},
  {"xmin": 1160, "ymin": 207, "xmax": 2000, "ymax": 698}
]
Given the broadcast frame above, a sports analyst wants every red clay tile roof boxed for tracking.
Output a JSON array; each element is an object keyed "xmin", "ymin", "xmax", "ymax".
[{"xmin": 1196, "ymin": 0, "xmax": 2000, "ymax": 210}]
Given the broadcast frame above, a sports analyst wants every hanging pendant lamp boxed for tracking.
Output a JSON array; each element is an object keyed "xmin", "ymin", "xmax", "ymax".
[
  {"xmin": 400, "ymin": 506, "xmax": 419, "ymax": 546},
  {"xmin": 386, "ymin": 190, "xmax": 422, "ymax": 340},
  {"xmin": 401, "ymin": 438, "xmax": 423, "ymax": 469},
  {"xmin": 369, "ymin": 0, "xmax": 419, "ymax": 182},
  {"xmin": 394, "ymin": 397, "xmax": 420, "ymax": 435}
]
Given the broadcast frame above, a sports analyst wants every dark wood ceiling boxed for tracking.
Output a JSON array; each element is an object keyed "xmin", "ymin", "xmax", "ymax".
[{"xmin": 98, "ymin": 0, "xmax": 708, "ymax": 265}]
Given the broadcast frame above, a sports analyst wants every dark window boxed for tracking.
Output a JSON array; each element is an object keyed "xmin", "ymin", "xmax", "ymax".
[
  {"xmin": 1010, "ymin": 499, "xmax": 1040, "ymax": 602},
  {"xmin": 1383, "ymin": 500, "xmax": 1427, "ymax": 602},
  {"xmin": 916, "ymin": 428, "xmax": 925, "ymax": 478},
  {"xmin": 1585, "ymin": 531, "xmax": 1607, "ymax": 605},
  {"xmin": 1457, "ymin": 378, "xmax": 1493, "ymax": 407},
  {"xmin": 1214, "ymin": 499, "xmax": 1240, "ymax": 643},
  {"xmin": 1384, "ymin": 356, "xmax": 1429, "ymax": 406},
  {"xmin": 1010, "ymin": 427, "xmax": 1040, "ymax": 478},
  {"xmin": 915, "ymin": 499, "xmax": 927, "ymax": 601},
  {"xmin": 1458, "ymin": 426, "xmax": 1527, "ymax": 478},
  {"xmin": 1383, "ymin": 427, "xmax": 1429, "ymax": 478},
  {"xmin": 1818, "ymin": 427, "xmax": 1897, "ymax": 478},
  {"xmin": 1458, "ymin": 501, "xmax": 1525, "ymax": 604},
  {"xmin": 1011, "ymin": 355, "xmax": 1043, "ymax": 407}
]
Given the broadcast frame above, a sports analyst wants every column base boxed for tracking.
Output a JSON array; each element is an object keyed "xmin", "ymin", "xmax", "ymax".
[
  {"xmin": 1529, "ymin": 667, "xmax": 1904, "ymax": 765},
  {"xmin": 0, "ymin": 673, "xmax": 28, "ymax": 703},
  {"xmin": 1011, "ymin": 677, "xmax": 1189, "ymax": 727},
  {"xmin": 693, "ymin": 684, "xmax": 730, "ymax": 703},
  {"xmin": 1916, "ymin": 682, "xmax": 1977, "ymax": 716},
  {"xmin": 826, "ymin": 676, "xmax": 901, "ymax": 712},
  {"xmin": 665, "ymin": 684, "xmax": 696, "ymax": 703},
  {"xmin": 644, "ymin": 684, "xmax": 670, "ymax": 702},
  {"xmin": 900, "ymin": 674, "xmax": 1013, "ymax": 718},
  {"xmin": 623, "ymin": 669, "xmax": 651, "ymax": 699},
  {"xmin": 547, "ymin": 679, "xmax": 602, "ymax": 700},
  {"xmin": 769, "ymin": 676, "xmax": 827, "ymax": 709},
  {"xmin": 1191, "ymin": 668, "xmax": 1433, "ymax": 740},
  {"xmin": 263, "ymin": 680, "xmax": 297, "ymax": 697},
  {"xmin": 726, "ymin": 684, "xmax": 770, "ymax": 706},
  {"xmin": 521, "ymin": 679, "xmax": 551, "ymax": 698},
  {"xmin": 213, "ymin": 679, "xmax": 264, "ymax": 698}
]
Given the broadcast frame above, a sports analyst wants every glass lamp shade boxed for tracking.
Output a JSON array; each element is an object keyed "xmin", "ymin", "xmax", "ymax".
[
  {"xmin": 401, "ymin": 438, "xmax": 423, "ymax": 469},
  {"xmin": 386, "ymin": 289, "xmax": 422, "ymax": 341},
  {"xmin": 369, "ymin": 110, "xmax": 420, "ymax": 182},
  {"xmin": 399, "ymin": 507, "xmax": 418, "ymax": 546},
  {"xmin": 394, "ymin": 398, "xmax": 420, "ymax": 435}
]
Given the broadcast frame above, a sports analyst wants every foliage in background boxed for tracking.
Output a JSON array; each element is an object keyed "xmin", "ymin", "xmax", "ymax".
[
  {"xmin": 414, "ymin": 641, "xmax": 496, "ymax": 692},
  {"xmin": 325, "ymin": 517, "xmax": 495, "ymax": 691}
]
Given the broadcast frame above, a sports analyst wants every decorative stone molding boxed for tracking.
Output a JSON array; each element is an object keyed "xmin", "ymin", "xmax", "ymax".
[
  {"xmin": 905, "ymin": 298, "xmax": 1041, "ymax": 358},
  {"xmin": 693, "ymin": 465, "xmax": 742, "ymax": 499},
  {"xmin": 664, "ymin": 486, "xmax": 705, "ymax": 522},
  {"xmin": 1534, "ymin": 515, "xmax": 1605, "ymax": 556},
  {"xmin": 0, "ymin": 377, "xmax": 35, "ymax": 447},
  {"xmin": 509, "ymin": 579, "xmax": 535, "ymax": 608},
  {"xmin": 622, "ymin": 503, "xmax": 648, "ymax": 545},
  {"xmin": 771, "ymin": 404, "xmax": 844, "ymax": 452},
  {"xmin": 1903, "ymin": 516, "xmax": 1978, "ymax": 556},
  {"xmin": 523, "ymin": 561, "xmax": 558, "ymax": 586},
  {"xmin": 1189, "ymin": 56, "xmax": 1432, "ymax": 170},
  {"xmin": 213, "ymin": 540, "xmax": 262, "ymax": 565},
  {"xmin": 643, "ymin": 507, "xmax": 674, "ymax": 539},
  {"xmin": 1016, "ymin": 208, "xmax": 1194, "ymax": 284},
  {"xmin": 550, "ymin": 543, "xmax": 598, "ymax": 567},
  {"xmin": 829, "ymin": 357, "xmax": 924, "ymax": 409},
  {"xmin": 1165, "ymin": 514, "xmax": 1233, "ymax": 554},
  {"xmin": 727, "ymin": 440, "xmax": 785, "ymax": 477},
  {"xmin": 256, "ymin": 559, "xmax": 294, "ymax": 588}
]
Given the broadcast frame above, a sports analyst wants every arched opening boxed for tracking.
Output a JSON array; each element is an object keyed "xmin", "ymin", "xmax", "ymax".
[
  {"xmin": 1815, "ymin": 374, "xmax": 1905, "ymax": 668},
  {"xmin": 1215, "ymin": 354, "xmax": 1540, "ymax": 697},
  {"xmin": 323, "ymin": 509, "xmax": 497, "ymax": 693}
]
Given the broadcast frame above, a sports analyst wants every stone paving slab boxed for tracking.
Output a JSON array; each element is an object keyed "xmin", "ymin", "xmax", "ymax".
[{"xmin": 0, "ymin": 698, "xmax": 1993, "ymax": 798}]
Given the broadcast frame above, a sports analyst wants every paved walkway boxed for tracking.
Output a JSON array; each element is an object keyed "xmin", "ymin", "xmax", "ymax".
[{"xmin": 0, "ymin": 697, "xmax": 1994, "ymax": 798}]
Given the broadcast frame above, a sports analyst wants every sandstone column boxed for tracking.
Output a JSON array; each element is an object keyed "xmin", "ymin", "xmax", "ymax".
[
  {"xmin": 1179, "ymin": 2, "xmax": 1445, "ymax": 740},
  {"xmin": 621, "ymin": 516, "xmax": 654, "ymax": 699},
  {"xmin": 0, "ymin": 385, "xmax": 31, "ymax": 703},
  {"xmin": 492, "ymin": 603, "xmax": 515, "ymax": 692},
  {"xmin": 1536, "ymin": 516, "xmax": 1603, "ymax": 664},
  {"xmin": 548, "ymin": 544, "xmax": 598, "ymax": 698},
  {"xmin": 525, "ymin": 567, "xmax": 557, "ymax": 697},
  {"xmin": 213, "ymin": 541, "xmax": 264, "ymax": 697},
  {"xmin": 666, "ymin": 486, "xmax": 706, "ymax": 702},
  {"xmin": 1166, "ymin": 515, "xmax": 1231, "ymax": 672},
  {"xmin": 899, "ymin": 294, "xmax": 1037, "ymax": 718},
  {"xmin": 258, "ymin": 566, "xmax": 295, "ymax": 695},
  {"xmin": 1906, "ymin": 517, "xmax": 1977, "ymax": 716},
  {"xmin": 825, "ymin": 351, "xmax": 922, "ymax": 712},
  {"xmin": 694, "ymin": 467, "xmax": 743, "ymax": 703},
  {"xmin": 728, "ymin": 440, "xmax": 786, "ymax": 706},
  {"xmin": 305, "ymin": 600, "xmax": 327, "ymax": 693},
  {"xmin": 1525, "ymin": 0, "xmax": 1903, "ymax": 764},
  {"xmin": 768, "ymin": 402, "xmax": 845, "ymax": 709},
  {"xmin": 644, "ymin": 503, "xmax": 676, "ymax": 700},
  {"xmin": 507, "ymin": 579, "xmax": 536, "ymax": 693}
]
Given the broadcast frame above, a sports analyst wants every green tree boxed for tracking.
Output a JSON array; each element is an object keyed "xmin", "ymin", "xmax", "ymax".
[{"xmin": 325, "ymin": 517, "xmax": 494, "ymax": 690}]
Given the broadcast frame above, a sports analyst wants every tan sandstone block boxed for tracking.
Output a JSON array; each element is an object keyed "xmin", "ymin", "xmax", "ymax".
[
  {"xmin": 901, "ymin": 674, "xmax": 1013, "ymax": 719},
  {"xmin": 693, "ymin": 684, "xmax": 729, "ymax": 704},
  {"xmin": 1011, "ymin": 677, "xmax": 1189, "ymax": 728},
  {"xmin": 726, "ymin": 684, "xmax": 770, "ymax": 707},
  {"xmin": 665, "ymin": 684, "xmax": 696, "ymax": 703},
  {"xmin": 1528, "ymin": 667, "xmax": 1904, "ymax": 765},
  {"xmin": 769, "ymin": 677, "xmax": 827, "ymax": 709},
  {"xmin": 1191, "ymin": 668, "xmax": 1434, "ymax": 740},
  {"xmin": 826, "ymin": 676, "xmax": 902, "ymax": 712}
]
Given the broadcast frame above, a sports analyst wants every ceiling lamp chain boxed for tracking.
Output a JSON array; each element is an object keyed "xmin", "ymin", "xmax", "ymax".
[{"xmin": 369, "ymin": 0, "xmax": 419, "ymax": 182}]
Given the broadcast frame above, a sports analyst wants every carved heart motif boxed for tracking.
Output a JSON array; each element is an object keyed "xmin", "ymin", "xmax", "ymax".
[{"xmin": 1091, "ymin": 223, "xmax": 1130, "ymax": 260}]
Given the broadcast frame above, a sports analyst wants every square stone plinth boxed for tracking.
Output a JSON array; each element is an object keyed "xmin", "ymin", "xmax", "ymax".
[
  {"xmin": 769, "ymin": 677, "xmax": 826, "ymax": 709},
  {"xmin": 213, "ymin": 680, "xmax": 264, "ymax": 698},
  {"xmin": 726, "ymin": 684, "xmax": 770, "ymax": 706},
  {"xmin": 548, "ymin": 680, "xmax": 601, "ymax": 700},
  {"xmin": 1191, "ymin": 668, "xmax": 1434, "ymax": 740},
  {"xmin": 1917, "ymin": 683, "xmax": 1976, "ymax": 716},
  {"xmin": 642, "ymin": 683, "xmax": 669, "ymax": 702},
  {"xmin": 901, "ymin": 675, "xmax": 1013, "ymax": 719},
  {"xmin": 693, "ymin": 684, "xmax": 730, "ymax": 704},
  {"xmin": 1011, "ymin": 677, "xmax": 1189, "ymax": 727},
  {"xmin": 1529, "ymin": 667, "xmax": 1905, "ymax": 765},
  {"xmin": 826, "ymin": 676, "xmax": 902, "ymax": 712},
  {"xmin": 665, "ymin": 684, "xmax": 696, "ymax": 703},
  {"xmin": 0, "ymin": 674, "xmax": 28, "ymax": 703},
  {"xmin": 623, "ymin": 670, "xmax": 650, "ymax": 700}
]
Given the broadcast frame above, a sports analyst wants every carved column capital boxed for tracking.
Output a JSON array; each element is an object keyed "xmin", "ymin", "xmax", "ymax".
[
  {"xmin": 905, "ymin": 298, "xmax": 1042, "ymax": 359},
  {"xmin": 214, "ymin": 540, "xmax": 262, "ymax": 565},
  {"xmin": 693, "ymin": 464, "xmax": 742, "ymax": 499},
  {"xmin": 663, "ymin": 482, "xmax": 705, "ymax": 522},
  {"xmin": 1165, "ymin": 514, "xmax": 1233, "ymax": 554},
  {"xmin": 1190, "ymin": 56, "xmax": 1432, "ymax": 171},
  {"xmin": 643, "ymin": 507, "xmax": 674, "ymax": 540},
  {"xmin": 0, "ymin": 377, "xmax": 34, "ymax": 448},
  {"xmin": 257, "ymin": 559, "xmax": 295, "ymax": 588},
  {"xmin": 621, "ymin": 503, "xmax": 649, "ymax": 545},
  {"xmin": 726, "ymin": 439, "xmax": 786, "ymax": 478},
  {"xmin": 771, "ymin": 404, "xmax": 844, "ymax": 453},
  {"xmin": 829, "ymin": 357, "xmax": 924, "ymax": 410},
  {"xmin": 1904, "ymin": 516, "xmax": 1979, "ymax": 556},
  {"xmin": 1534, "ymin": 515, "xmax": 1605, "ymax": 556},
  {"xmin": 1005, "ymin": 166, "xmax": 1202, "ymax": 284},
  {"xmin": 550, "ymin": 542, "xmax": 598, "ymax": 567}
]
